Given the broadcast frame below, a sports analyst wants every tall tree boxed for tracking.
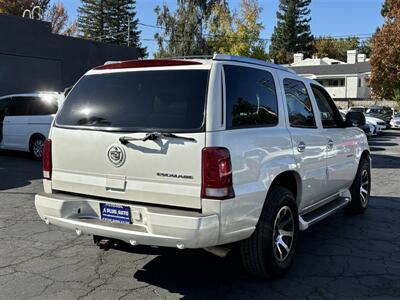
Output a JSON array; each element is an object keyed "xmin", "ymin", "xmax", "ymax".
[
  {"xmin": 208, "ymin": 0, "xmax": 267, "ymax": 60},
  {"xmin": 369, "ymin": 0, "xmax": 400, "ymax": 101},
  {"xmin": 154, "ymin": 0, "xmax": 214, "ymax": 57},
  {"xmin": 45, "ymin": 2, "xmax": 77, "ymax": 36},
  {"xmin": 105, "ymin": 0, "xmax": 147, "ymax": 57},
  {"xmin": 269, "ymin": 0, "xmax": 314, "ymax": 64},
  {"xmin": 0, "ymin": 0, "xmax": 50, "ymax": 18},
  {"xmin": 78, "ymin": 0, "xmax": 107, "ymax": 41},
  {"xmin": 78, "ymin": 0, "xmax": 146, "ymax": 57}
]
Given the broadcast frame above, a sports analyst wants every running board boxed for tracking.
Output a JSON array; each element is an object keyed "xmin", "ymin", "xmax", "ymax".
[{"xmin": 299, "ymin": 195, "xmax": 351, "ymax": 231}]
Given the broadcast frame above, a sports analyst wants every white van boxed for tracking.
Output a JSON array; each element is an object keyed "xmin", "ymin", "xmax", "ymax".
[{"xmin": 0, "ymin": 92, "xmax": 63, "ymax": 159}]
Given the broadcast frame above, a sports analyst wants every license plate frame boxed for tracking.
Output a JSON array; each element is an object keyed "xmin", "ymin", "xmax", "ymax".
[{"xmin": 100, "ymin": 203, "xmax": 132, "ymax": 224}]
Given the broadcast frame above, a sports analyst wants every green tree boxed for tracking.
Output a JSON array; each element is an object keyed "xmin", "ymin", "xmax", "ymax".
[
  {"xmin": 105, "ymin": 0, "xmax": 147, "ymax": 57},
  {"xmin": 155, "ymin": 0, "xmax": 267, "ymax": 59},
  {"xmin": 369, "ymin": 0, "xmax": 400, "ymax": 101},
  {"xmin": 154, "ymin": 0, "xmax": 214, "ymax": 57},
  {"xmin": 207, "ymin": 0, "xmax": 233, "ymax": 54},
  {"xmin": 269, "ymin": 0, "xmax": 314, "ymax": 64},
  {"xmin": 312, "ymin": 36, "xmax": 359, "ymax": 62},
  {"xmin": 78, "ymin": 0, "xmax": 107, "ymax": 41},
  {"xmin": 222, "ymin": 0, "xmax": 267, "ymax": 60},
  {"xmin": 358, "ymin": 38, "xmax": 372, "ymax": 57},
  {"xmin": 78, "ymin": 0, "xmax": 146, "ymax": 57},
  {"xmin": 0, "ymin": 0, "xmax": 50, "ymax": 17}
]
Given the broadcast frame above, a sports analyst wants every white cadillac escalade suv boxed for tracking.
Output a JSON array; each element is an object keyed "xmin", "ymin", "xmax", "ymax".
[{"xmin": 35, "ymin": 55, "xmax": 371, "ymax": 278}]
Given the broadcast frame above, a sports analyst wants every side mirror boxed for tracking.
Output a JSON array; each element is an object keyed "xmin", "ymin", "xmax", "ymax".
[{"xmin": 345, "ymin": 111, "xmax": 366, "ymax": 127}]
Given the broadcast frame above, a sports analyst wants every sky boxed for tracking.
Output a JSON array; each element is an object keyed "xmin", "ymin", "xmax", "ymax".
[{"xmin": 55, "ymin": 0, "xmax": 385, "ymax": 57}]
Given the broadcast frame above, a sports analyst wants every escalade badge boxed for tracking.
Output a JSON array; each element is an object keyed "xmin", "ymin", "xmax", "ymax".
[{"xmin": 107, "ymin": 144, "xmax": 126, "ymax": 167}]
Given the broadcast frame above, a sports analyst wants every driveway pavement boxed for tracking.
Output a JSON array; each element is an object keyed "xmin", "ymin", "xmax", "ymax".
[{"xmin": 0, "ymin": 131, "xmax": 399, "ymax": 299}]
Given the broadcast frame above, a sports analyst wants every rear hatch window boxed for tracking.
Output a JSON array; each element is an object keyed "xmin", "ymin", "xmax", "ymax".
[{"xmin": 56, "ymin": 69, "xmax": 209, "ymax": 132}]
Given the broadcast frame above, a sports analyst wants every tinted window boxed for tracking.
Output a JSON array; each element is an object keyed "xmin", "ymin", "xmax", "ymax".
[
  {"xmin": 350, "ymin": 107, "xmax": 366, "ymax": 113},
  {"xmin": 311, "ymin": 85, "xmax": 341, "ymax": 128},
  {"xmin": 7, "ymin": 97, "xmax": 32, "ymax": 116},
  {"xmin": 0, "ymin": 98, "xmax": 11, "ymax": 120},
  {"xmin": 283, "ymin": 79, "xmax": 316, "ymax": 128},
  {"xmin": 56, "ymin": 70, "xmax": 209, "ymax": 132},
  {"xmin": 224, "ymin": 65, "xmax": 278, "ymax": 129},
  {"xmin": 29, "ymin": 95, "xmax": 58, "ymax": 115}
]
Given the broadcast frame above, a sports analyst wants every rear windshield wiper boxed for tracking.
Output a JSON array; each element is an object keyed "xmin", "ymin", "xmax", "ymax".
[{"xmin": 119, "ymin": 132, "xmax": 196, "ymax": 145}]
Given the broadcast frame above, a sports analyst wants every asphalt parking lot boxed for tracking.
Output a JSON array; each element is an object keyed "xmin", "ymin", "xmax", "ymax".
[{"xmin": 0, "ymin": 131, "xmax": 400, "ymax": 300}]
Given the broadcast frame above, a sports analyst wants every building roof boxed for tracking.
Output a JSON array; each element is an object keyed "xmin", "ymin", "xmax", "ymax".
[{"xmin": 290, "ymin": 61, "xmax": 371, "ymax": 76}]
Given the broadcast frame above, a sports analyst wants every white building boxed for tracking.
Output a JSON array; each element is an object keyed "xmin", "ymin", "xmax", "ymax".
[{"xmin": 290, "ymin": 50, "xmax": 371, "ymax": 99}]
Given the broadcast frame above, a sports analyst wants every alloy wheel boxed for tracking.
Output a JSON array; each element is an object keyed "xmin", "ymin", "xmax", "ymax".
[
  {"xmin": 272, "ymin": 206, "xmax": 294, "ymax": 262},
  {"xmin": 33, "ymin": 139, "xmax": 44, "ymax": 159},
  {"xmin": 360, "ymin": 169, "xmax": 369, "ymax": 207}
]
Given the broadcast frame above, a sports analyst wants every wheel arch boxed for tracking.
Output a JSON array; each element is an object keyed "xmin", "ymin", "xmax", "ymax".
[
  {"xmin": 267, "ymin": 170, "xmax": 302, "ymax": 207},
  {"xmin": 361, "ymin": 149, "xmax": 371, "ymax": 162}
]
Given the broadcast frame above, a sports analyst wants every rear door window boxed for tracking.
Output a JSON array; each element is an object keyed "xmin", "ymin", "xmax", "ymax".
[
  {"xmin": 224, "ymin": 65, "xmax": 278, "ymax": 129},
  {"xmin": 311, "ymin": 84, "xmax": 343, "ymax": 128},
  {"xmin": 0, "ymin": 98, "xmax": 11, "ymax": 120},
  {"xmin": 6, "ymin": 97, "xmax": 31, "ymax": 116},
  {"xmin": 29, "ymin": 96, "xmax": 58, "ymax": 115},
  {"xmin": 283, "ymin": 79, "xmax": 316, "ymax": 128},
  {"xmin": 56, "ymin": 70, "xmax": 209, "ymax": 132}
]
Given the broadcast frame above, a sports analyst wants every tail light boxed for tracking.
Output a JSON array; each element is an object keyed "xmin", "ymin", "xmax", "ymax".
[
  {"xmin": 42, "ymin": 139, "xmax": 52, "ymax": 180},
  {"xmin": 201, "ymin": 147, "xmax": 235, "ymax": 199}
]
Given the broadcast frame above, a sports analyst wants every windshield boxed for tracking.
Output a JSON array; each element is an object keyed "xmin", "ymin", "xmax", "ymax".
[
  {"xmin": 366, "ymin": 108, "xmax": 382, "ymax": 114},
  {"xmin": 350, "ymin": 107, "xmax": 365, "ymax": 113},
  {"xmin": 56, "ymin": 70, "xmax": 209, "ymax": 132}
]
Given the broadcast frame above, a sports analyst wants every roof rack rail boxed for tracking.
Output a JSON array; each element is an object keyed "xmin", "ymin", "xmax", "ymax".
[
  {"xmin": 212, "ymin": 54, "xmax": 295, "ymax": 73},
  {"xmin": 158, "ymin": 55, "xmax": 214, "ymax": 60}
]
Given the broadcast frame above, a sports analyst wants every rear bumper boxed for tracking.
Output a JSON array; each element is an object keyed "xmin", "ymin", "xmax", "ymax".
[{"xmin": 35, "ymin": 192, "xmax": 220, "ymax": 249}]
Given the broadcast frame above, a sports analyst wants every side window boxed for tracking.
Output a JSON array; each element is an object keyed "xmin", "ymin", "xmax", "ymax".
[
  {"xmin": 29, "ymin": 96, "xmax": 58, "ymax": 115},
  {"xmin": 283, "ymin": 79, "xmax": 316, "ymax": 128},
  {"xmin": 0, "ymin": 98, "xmax": 11, "ymax": 120},
  {"xmin": 224, "ymin": 65, "xmax": 278, "ymax": 129},
  {"xmin": 311, "ymin": 84, "xmax": 342, "ymax": 128},
  {"xmin": 6, "ymin": 97, "xmax": 31, "ymax": 116}
]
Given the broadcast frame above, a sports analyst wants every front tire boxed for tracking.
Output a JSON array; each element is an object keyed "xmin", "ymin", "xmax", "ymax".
[
  {"xmin": 240, "ymin": 186, "xmax": 298, "ymax": 278},
  {"xmin": 345, "ymin": 157, "xmax": 371, "ymax": 214},
  {"xmin": 29, "ymin": 134, "xmax": 45, "ymax": 160}
]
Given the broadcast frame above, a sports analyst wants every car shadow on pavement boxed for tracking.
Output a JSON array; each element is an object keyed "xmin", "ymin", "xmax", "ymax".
[
  {"xmin": 126, "ymin": 195, "xmax": 400, "ymax": 299},
  {"xmin": 371, "ymin": 153, "xmax": 400, "ymax": 169},
  {"xmin": 368, "ymin": 141, "xmax": 398, "ymax": 147},
  {"xmin": 0, "ymin": 150, "xmax": 42, "ymax": 191}
]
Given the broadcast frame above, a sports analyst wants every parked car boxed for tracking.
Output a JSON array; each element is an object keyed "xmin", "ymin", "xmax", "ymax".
[
  {"xmin": 35, "ymin": 55, "xmax": 371, "ymax": 279},
  {"xmin": 339, "ymin": 109, "xmax": 375, "ymax": 138},
  {"xmin": 390, "ymin": 112, "xmax": 400, "ymax": 129},
  {"xmin": 349, "ymin": 106, "xmax": 366, "ymax": 113},
  {"xmin": 365, "ymin": 116, "xmax": 386, "ymax": 132},
  {"xmin": 0, "ymin": 92, "xmax": 64, "ymax": 159},
  {"xmin": 365, "ymin": 106, "xmax": 393, "ymax": 128}
]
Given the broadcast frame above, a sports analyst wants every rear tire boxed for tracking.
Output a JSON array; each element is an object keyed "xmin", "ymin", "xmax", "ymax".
[
  {"xmin": 29, "ymin": 134, "xmax": 45, "ymax": 161},
  {"xmin": 240, "ymin": 186, "xmax": 298, "ymax": 279},
  {"xmin": 345, "ymin": 157, "xmax": 371, "ymax": 214}
]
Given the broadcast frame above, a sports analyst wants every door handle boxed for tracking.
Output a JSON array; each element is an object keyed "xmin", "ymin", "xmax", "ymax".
[
  {"xmin": 297, "ymin": 141, "xmax": 306, "ymax": 152},
  {"xmin": 327, "ymin": 139, "xmax": 334, "ymax": 151}
]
